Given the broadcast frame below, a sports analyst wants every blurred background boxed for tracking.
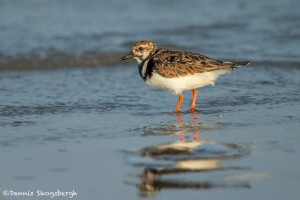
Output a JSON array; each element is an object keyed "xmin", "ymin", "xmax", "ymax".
[
  {"xmin": 0, "ymin": 0, "xmax": 299, "ymax": 69},
  {"xmin": 0, "ymin": 0, "xmax": 300, "ymax": 200}
]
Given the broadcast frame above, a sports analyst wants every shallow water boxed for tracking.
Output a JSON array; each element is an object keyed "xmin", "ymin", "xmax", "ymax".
[
  {"xmin": 0, "ymin": 64, "xmax": 300, "ymax": 199},
  {"xmin": 1, "ymin": 0, "xmax": 300, "ymax": 199},
  {"xmin": 1, "ymin": 65, "xmax": 299, "ymax": 145}
]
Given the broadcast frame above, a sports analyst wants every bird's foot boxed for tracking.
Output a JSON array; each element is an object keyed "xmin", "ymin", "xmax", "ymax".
[
  {"xmin": 173, "ymin": 109, "xmax": 181, "ymax": 113},
  {"xmin": 189, "ymin": 108, "xmax": 196, "ymax": 112}
]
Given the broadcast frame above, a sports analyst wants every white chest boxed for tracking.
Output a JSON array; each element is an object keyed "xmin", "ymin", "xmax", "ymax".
[{"xmin": 146, "ymin": 70, "xmax": 229, "ymax": 94}]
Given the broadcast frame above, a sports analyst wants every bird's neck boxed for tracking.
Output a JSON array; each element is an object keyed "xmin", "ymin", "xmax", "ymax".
[
  {"xmin": 137, "ymin": 50, "xmax": 159, "ymax": 80},
  {"xmin": 138, "ymin": 58, "xmax": 150, "ymax": 81}
]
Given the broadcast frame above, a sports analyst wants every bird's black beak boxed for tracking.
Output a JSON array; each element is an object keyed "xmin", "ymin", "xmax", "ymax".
[{"xmin": 120, "ymin": 53, "xmax": 133, "ymax": 61}]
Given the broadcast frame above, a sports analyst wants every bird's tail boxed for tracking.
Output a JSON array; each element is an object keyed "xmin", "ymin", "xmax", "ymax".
[{"xmin": 223, "ymin": 61, "xmax": 250, "ymax": 69}]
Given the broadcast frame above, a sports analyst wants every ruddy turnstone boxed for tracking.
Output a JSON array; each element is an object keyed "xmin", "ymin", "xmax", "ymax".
[{"xmin": 120, "ymin": 40, "xmax": 249, "ymax": 112}]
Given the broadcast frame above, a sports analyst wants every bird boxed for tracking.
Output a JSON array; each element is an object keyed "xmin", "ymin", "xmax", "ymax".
[{"xmin": 120, "ymin": 40, "xmax": 249, "ymax": 113}]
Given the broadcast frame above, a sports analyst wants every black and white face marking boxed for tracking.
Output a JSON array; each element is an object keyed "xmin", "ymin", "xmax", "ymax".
[
  {"xmin": 120, "ymin": 40, "xmax": 157, "ymax": 63},
  {"xmin": 131, "ymin": 41, "xmax": 156, "ymax": 63},
  {"xmin": 120, "ymin": 40, "xmax": 157, "ymax": 80}
]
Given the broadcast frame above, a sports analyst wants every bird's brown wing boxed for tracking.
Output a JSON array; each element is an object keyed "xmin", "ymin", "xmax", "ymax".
[{"xmin": 151, "ymin": 49, "xmax": 232, "ymax": 78}]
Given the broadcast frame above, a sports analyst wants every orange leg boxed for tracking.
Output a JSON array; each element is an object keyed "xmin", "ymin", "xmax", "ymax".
[
  {"xmin": 175, "ymin": 93, "xmax": 184, "ymax": 112},
  {"xmin": 190, "ymin": 89, "xmax": 198, "ymax": 112}
]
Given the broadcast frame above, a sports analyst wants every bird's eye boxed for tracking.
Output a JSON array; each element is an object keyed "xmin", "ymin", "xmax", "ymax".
[{"xmin": 138, "ymin": 47, "xmax": 143, "ymax": 51}]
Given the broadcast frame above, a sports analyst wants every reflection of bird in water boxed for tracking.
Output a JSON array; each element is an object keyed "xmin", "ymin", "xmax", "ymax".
[
  {"xmin": 131, "ymin": 112, "xmax": 250, "ymax": 197},
  {"xmin": 176, "ymin": 112, "xmax": 199, "ymax": 142}
]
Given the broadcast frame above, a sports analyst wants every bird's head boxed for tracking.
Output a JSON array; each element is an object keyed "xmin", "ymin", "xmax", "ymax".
[{"xmin": 120, "ymin": 40, "xmax": 157, "ymax": 64}]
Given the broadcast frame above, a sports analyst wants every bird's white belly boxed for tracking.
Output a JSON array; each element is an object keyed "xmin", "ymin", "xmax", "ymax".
[{"xmin": 146, "ymin": 70, "xmax": 229, "ymax": 94}]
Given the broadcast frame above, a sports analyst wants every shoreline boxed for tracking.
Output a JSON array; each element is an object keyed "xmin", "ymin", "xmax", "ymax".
[{"xmin": 0, "ymin": 55, "xmax": 299, "ymax": 71}]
